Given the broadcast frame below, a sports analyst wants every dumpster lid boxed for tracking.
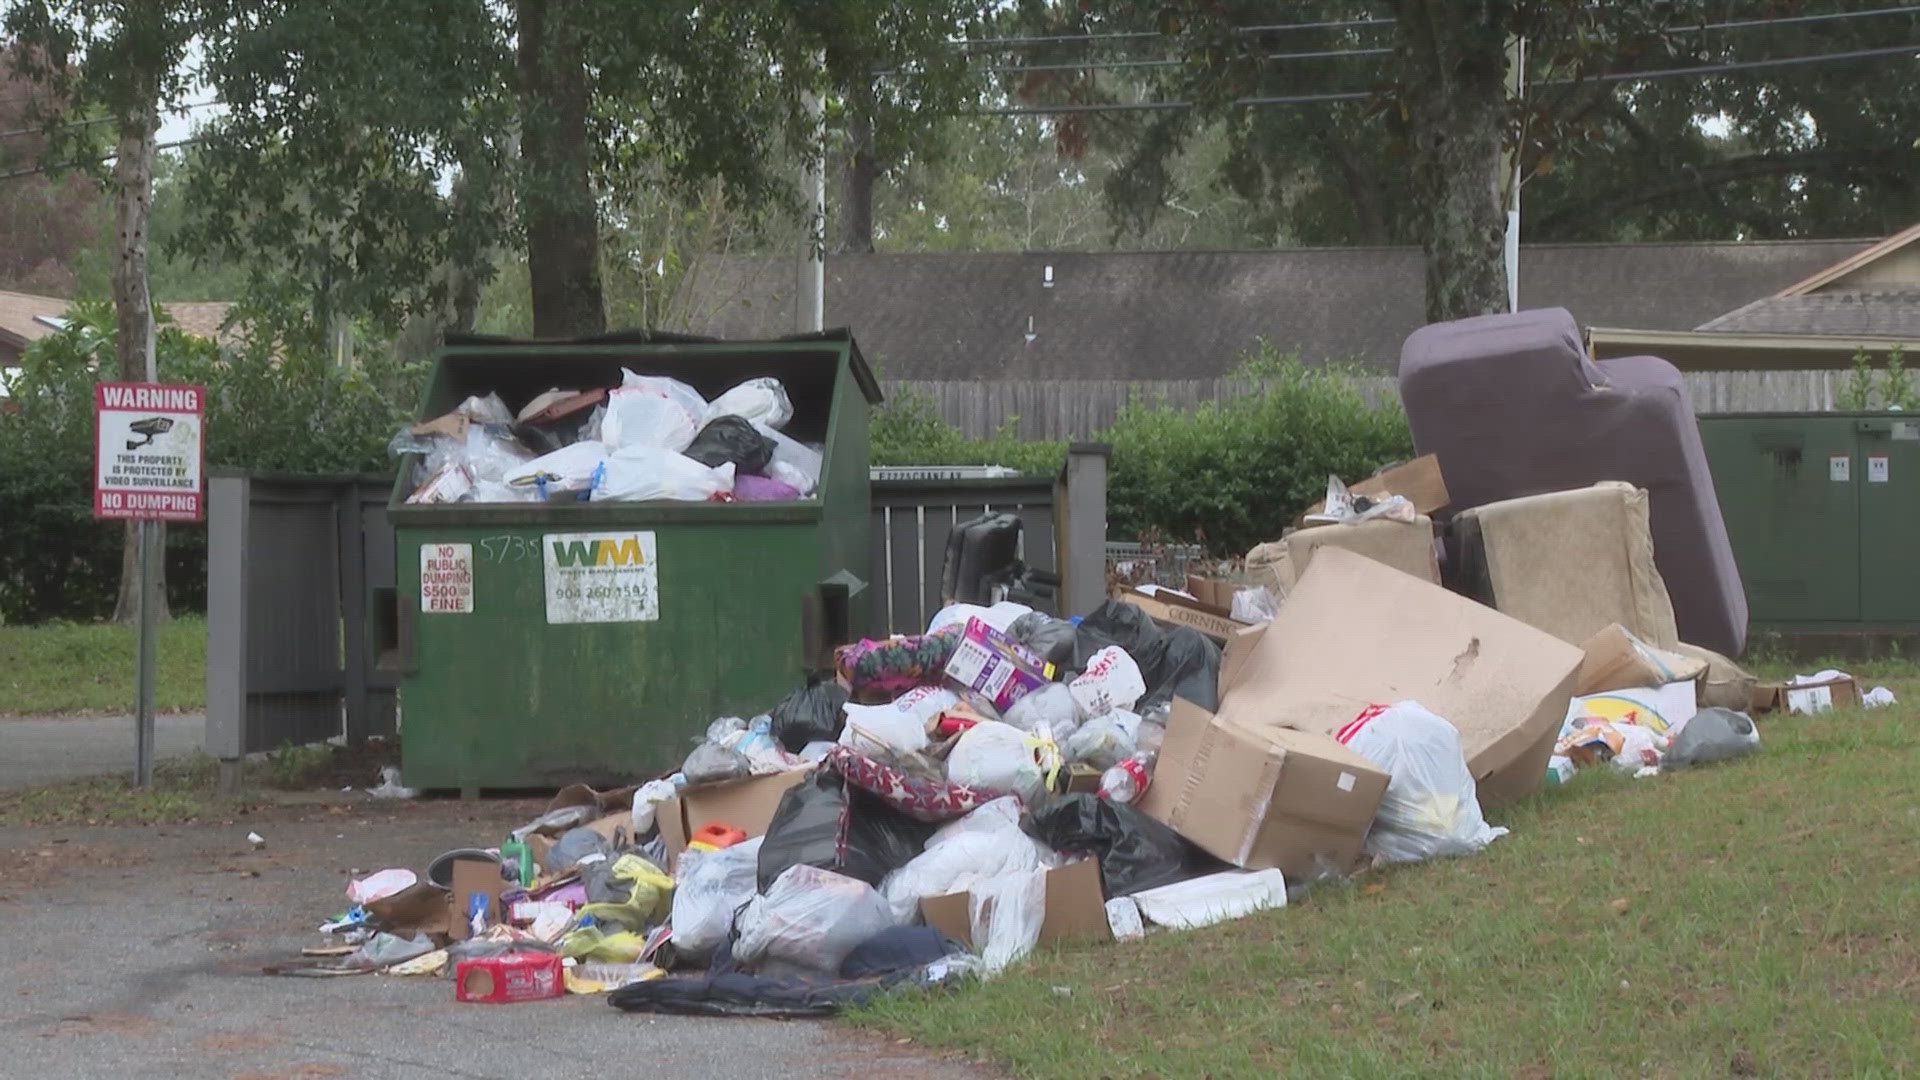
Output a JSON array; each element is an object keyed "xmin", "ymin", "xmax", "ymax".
[{"xmin": 442, "ymin": 326, "xmax": 884, "ymax": 406}]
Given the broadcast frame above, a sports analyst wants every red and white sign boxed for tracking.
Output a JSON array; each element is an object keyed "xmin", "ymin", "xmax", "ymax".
[
  {"xmin": 420, "ymin": 543, "xmax": 475, "ymax": 613},
  {"xmin": 94, "ymin": 382, "xmax": 206, "ymax": 521}
]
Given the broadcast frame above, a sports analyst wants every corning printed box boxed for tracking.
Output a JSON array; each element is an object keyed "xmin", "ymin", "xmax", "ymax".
[{"xmin": 942, "ymin": 617, "xmax": 1056, "ymax": 714}]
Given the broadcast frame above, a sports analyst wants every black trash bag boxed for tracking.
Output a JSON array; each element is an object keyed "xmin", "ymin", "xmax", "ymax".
[
  {"xmin": 756, "ymin": 768, "xmax": 934, "ymax": 891},
  {"xmin": 607, "ymin": 969, "xmax": 893, "ymax": 1018},
  {"xmin": 769, "ymin": 676, "xmax": 849, "ymax": 753},
  {"xmin": 1025, "ymin": 793, "xmax": 1221, "ymax": 897},
  {"xmin": 838, "ymin": 925, "xmax": 959, "ymax": 979},
  {"xmin": 1135, "ymin": 627, "xmax": 1223, "ymax": 712},
  {"xmin": 1072, "ymin": 600, "xmax": 1164, "ymax": 670},
  {"xmin": 1009, "ymin": 611, "xmax": 1079, "ymax": 669},
  {"xmin": 685, "ymin": 415, "xmax": 776, "ymax": 473}
]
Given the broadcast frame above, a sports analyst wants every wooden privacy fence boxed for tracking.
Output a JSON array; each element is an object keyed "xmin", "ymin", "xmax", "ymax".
[{"xmin": 888, "ymin": 372, "xmax": 1844, "ymax": 441}]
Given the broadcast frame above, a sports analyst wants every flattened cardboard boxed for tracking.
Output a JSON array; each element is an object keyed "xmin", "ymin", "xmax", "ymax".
[
  {"xmin": 447, "ymin": 856, "xmax": 507, "ymax": 942},
  {"xmin": 1220, "ymin": 547, "xmax": 1584, "ymax": 807},
  {"xmin": 1564, "ymin": 680, "xmax": 1698, "ymax": 736},
  {"xmin": 1576, "ymin": 624, "xmax": 1707, "ymax": 696},
  {"xmin": 658, "ymin": 767, "xmax": 813, "ymax": 858},
  {"xmin": 1184, "ymin": 576, "xmax": 1241, "ymax": 611},
  {"xmin": 1303, "ymin": 455, "xmax": 1450, "ymax": 519},
  {"xmin": 1669, "ymin": 641, "xmax": 1759, "ymax": 711},
  {"xmin": 919, "ymin": 858, "xmax": 1111, "ymax": 949},
  {"xmin": 365, "ymin": 881, "xmax": 452, "ymax": 938},
  {"xmin": 1116, "ymin": 589, "xmax": 1250, "ymax": 643},
  {"xmin": 1139, "ymin": 698, "xmax": 1388, "ymax": 877}
]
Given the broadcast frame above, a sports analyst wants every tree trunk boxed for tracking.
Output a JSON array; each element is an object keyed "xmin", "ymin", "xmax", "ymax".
[
  {"xmin": 840, "ymin": 106, "xmax": 876, "ymax": 253},
  {"xmin": 109, "ymin": 101, "xmax": 166, "ymax": 626},
  {"xmin": 1396, "ymin": 0, "xmax": 1511, "ymax": 323},
  {"xmin": 515, "ymin": 0, "xmax": 604, "ymax": 338}
]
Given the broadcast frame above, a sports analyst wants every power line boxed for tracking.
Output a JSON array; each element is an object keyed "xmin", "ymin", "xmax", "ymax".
[
  {"xmin": 0, "ymin": 135, "xmax": 204, "ymax": 182},
  {"xmin": 0, "ymin": 99, "xmax": 221, "ymax": 142},
  {"xmin": 977, "ymin": 41, "xmax": 1920, "ymax": 116},
  {"xmin": 952, "ymin": 4, "xmax": 1920, "ymax": 55},
  {"xmin": 981, "ymin": 45, "xmax": 1393, "ymax": 78}
]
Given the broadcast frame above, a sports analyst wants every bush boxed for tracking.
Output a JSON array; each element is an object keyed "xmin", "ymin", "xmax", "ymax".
[
  {"xmin": 0, "ymin": 301, "xmax": 422, "ymax": 623},
  {"xmin": 869, "ymin": 350, "xmax": 1413, "ymax": 558}
]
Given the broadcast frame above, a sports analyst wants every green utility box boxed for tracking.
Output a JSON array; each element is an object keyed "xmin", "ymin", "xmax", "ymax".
[
  {"xmin": 1699, "ymin": 412, "xmax": 1920, "ymax": 629},
  {"xmin": 388, "ymin": 331, "xmax": 881, "ymax": 789}
]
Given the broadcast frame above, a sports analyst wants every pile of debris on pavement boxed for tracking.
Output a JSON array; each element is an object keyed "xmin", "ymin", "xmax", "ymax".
[{"xmin": 287, "ymin": 307, "xmax": 1896, "ymax": 1014}]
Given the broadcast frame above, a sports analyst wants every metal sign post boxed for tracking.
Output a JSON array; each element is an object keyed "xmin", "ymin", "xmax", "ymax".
[{"xmin": 94, "ymin": 360, "xmax": 205, "ymax": 786}]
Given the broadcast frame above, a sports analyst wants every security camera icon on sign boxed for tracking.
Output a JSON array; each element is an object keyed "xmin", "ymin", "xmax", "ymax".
[{"xmin": 126, "ymin": 417, "xmax": 174, "ymax": 450}]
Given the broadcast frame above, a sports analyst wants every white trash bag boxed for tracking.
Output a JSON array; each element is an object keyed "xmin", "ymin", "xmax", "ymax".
[
  {"xmin": 752, "ymin": 422, "xmax": 822, "ymax": 494},
  {"xmin": 669, "ymin": 837, "xmax": 763, "ymax": 963},
  {"xmin": 589, "ymin": 446, "xmax": 735, "ymax": 502},
  {"xmin": 879, "ymin": 796, "xmax": 1055, "ymax": 924},
  {"xmin": 503, "ymin": 440, "xmax": 608, "ymax": 496},
  {"xmin": 945, "ymin": 721, "xmax": 1044, "ymax": 803},
  {"xmin": 971, "ymin": 865, "xmax": 1049, "ymax": 976},
  {"xmin": 1336, "ymin": 701, "xmax": 1507, "ymax": 864},
  {"xmin": 1004, "ymin": 682, "xmax": 1081, "ymax": 740},
  {"xmin": 602, "ymin": 370, "xmax": 707, "ymax": 453},
  {"xmin": 1068, "ymin": 646, "xmax": 1145, "ymax": 719},
  {"xmin": 704, "ymin": 377, "xmax": 794, "ymax": 430},
  {"xmin": 1129, "ymin": 869, "xmax": 1288, "ymax": 931},
  {"xmin": 838, "ymin": 686, "xmax": 955, "ymax": 756},
  {"xmin": 732, "ymin": 863, "xmax": 896, "ymax": 974}
]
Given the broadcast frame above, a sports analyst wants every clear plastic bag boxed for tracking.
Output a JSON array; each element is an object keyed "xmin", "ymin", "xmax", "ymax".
[
  {"xmin": 1064, "ymin": 714, "xmax": 1136, "ymax": 769},
  {"xmin": 346, "ymin": 931, "xmax": 436, "ymax": 971},
  {"xmin": 752, "ymin": 422, "xmax": 822, "ymax": 495},
  {"xmin": 945, "ymin": 721, "xmax": 1044, "ymax": 803},
  {"xmin": 971, "ymin": 865, "xmax": 1048, "ymax": 976},
  {"xmin": 732, "ymin": 864, "xmax": 897, "ymax": 974},
  {"xmin": 461, "ymin": 423, "xmax": 537, "ymax": 482},
  {"xmin": 667, "ymin": 836, "xmax": 763, "ymax": 963},
  {"xmin": 704, "ymin": 377, "xmax": 794, "ymax": 430},
  {"xmin": 1231, "ymin": 586, "xmax": 1280, "ymax": 624},
  {"xmin": 1337, "ymin": 702, "xmax": 1507, "ymax": 863},
  {"xmin": 1004, "ymin": 682, "xmax": 1081, "ymax": 741},
  {"xmin": 602, "ymin": 370, "xmax": 707, "ymax": 453},
  {"xmin": 682, "ymin": 741, "xmax": 751, "ymax": 785},
  {"xmin": 590, "ymin": 446, "xmax": 733, "ymax": 502}
]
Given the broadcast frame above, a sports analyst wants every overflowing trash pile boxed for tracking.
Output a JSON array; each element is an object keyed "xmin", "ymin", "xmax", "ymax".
[
  {"xmin": 391, "ymin": 372, "xmax": 821, "ymax": 505},
  {"xmin": 308, "ymin": 309, "xmax": 1901, "ymax": 1015},
  {"xmin": 282, "ymin": 446, "xmax": 1890, "ymax": 1015}
]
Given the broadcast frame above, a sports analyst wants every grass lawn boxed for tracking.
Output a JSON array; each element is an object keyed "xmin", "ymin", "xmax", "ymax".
[
  {"xmin": 857, "ymin": 682, "xmax": 1920, "ymax": 1078},
  {"xmin": 0, "ymin": 616, "xmax": 208, "ymax": 715}
]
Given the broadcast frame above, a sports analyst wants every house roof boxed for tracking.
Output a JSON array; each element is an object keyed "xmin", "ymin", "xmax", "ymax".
[
  {"xmin": 664, "ymin": 239, "xmax": 1872, "ymax": 379},
  {"xmin": 1697, "ymin": 292, "xmax": 1920, "ymax": 338},
  {"xmin": 1772, "ymin": 222, "xmax": 1920, "ymax": 297},
  {"xmin": 0, "ymin": 290, "xmax": 238, "ymax": 355}
]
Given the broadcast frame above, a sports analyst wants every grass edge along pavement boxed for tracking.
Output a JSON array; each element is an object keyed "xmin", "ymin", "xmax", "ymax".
[
  {"xmin": 0, "ymin": 616, "xmax": 208, "ymax": 715},
  {"xmin": 854, "ymin": 690, "xmax": 1920, "ymax": 1079}
]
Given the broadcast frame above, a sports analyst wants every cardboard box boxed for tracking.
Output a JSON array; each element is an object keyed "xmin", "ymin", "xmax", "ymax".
[
  {"xmin": 1303, "ymin": 455, "xmax": 1450, "ymax": 519},
  {"xmin": 1752, "ymin": 675, "xmax": 1860, "ymax": 715},
  {"xmin": 1185, "ymin": 575, "xmax": 1242, "ymax": 611},
  {"xmin": 1575, "ymin": 624, "xmax": 1707, "ymax": 696},
  {"xmin": 657, "ymin": 767, "xmax": 813, "ymax": 858},
  {"xmin": 1668, "ymin": 641, "xmax": 1759, "ymax": 711},
  {"xmin": 919, "ymin": 858, "xmax": 1111, "ymax": 949},
  {"xmin": 943, "ymin": 616, "xmax": 1056, "ymax": 713},
  {"xmin": 1115, "ymin": 588, "xmax": 1251, "ymax": 643},
  {"xmin": 1217, "ymin": 547, "xmax": 1584, "ymax": 807},
  {"xmin": 447, "ymin": 856, "xmax": 508, "ymax": 942},
  {"xmin": 1266, "ymin": 517, "xmax": 1439, "ymax": 597},
  {"xmin": 1139, "ymin": 699, "xmax": 1389, "ymax": 877},
  {"xmin": 455, "ymin": 952, "xmax": 564, "ymax": 1003}
]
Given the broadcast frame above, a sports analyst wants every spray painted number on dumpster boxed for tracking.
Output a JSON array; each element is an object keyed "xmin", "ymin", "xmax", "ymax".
[{"xmin": 541, "ymin": 531, "xmax": 659, "ymax": 624}]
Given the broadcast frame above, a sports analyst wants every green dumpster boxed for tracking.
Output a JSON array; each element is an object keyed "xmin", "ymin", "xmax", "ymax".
[{"xmin": 388, "ymin": 330, "xmax": 881, "ymax": 789}]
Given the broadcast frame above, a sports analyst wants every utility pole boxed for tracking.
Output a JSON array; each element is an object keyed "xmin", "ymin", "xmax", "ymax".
[
  {"xmin": 1504, "ymin": 35, "xmax": 1525, "ymax": 313},
  {"xmin": 796, "ymin": 63, "xmax": 825, "ymax": 333}
]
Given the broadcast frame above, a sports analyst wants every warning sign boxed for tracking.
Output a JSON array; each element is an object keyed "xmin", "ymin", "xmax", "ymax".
[
  {"xmin": 94, "ymin": 382, "xmax": 205, "ymax": 521},
  {"xmin": 421, "ymin": 543, "xmax": 475, "ymax": 613}
]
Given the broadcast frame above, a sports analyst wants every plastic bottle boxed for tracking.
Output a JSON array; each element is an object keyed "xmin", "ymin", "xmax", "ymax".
[{"xmin": 1099, "ymin": 751, "xmax": 1157, "ymax": 803}]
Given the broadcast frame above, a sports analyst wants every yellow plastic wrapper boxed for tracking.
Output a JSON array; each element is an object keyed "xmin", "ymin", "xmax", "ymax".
[{"xmin": 574, "ymin": 855, "xmax": 674, "ymax": 931}]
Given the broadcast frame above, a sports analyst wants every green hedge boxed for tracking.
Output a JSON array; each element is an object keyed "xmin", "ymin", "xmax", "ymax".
[
  {"xmin": 873, "ymin": 356, "xmax": 1413, "ymax": 557},
  {"xmin": 0, "ymin": 302, "xmax": 419, "ymax": 624}
]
